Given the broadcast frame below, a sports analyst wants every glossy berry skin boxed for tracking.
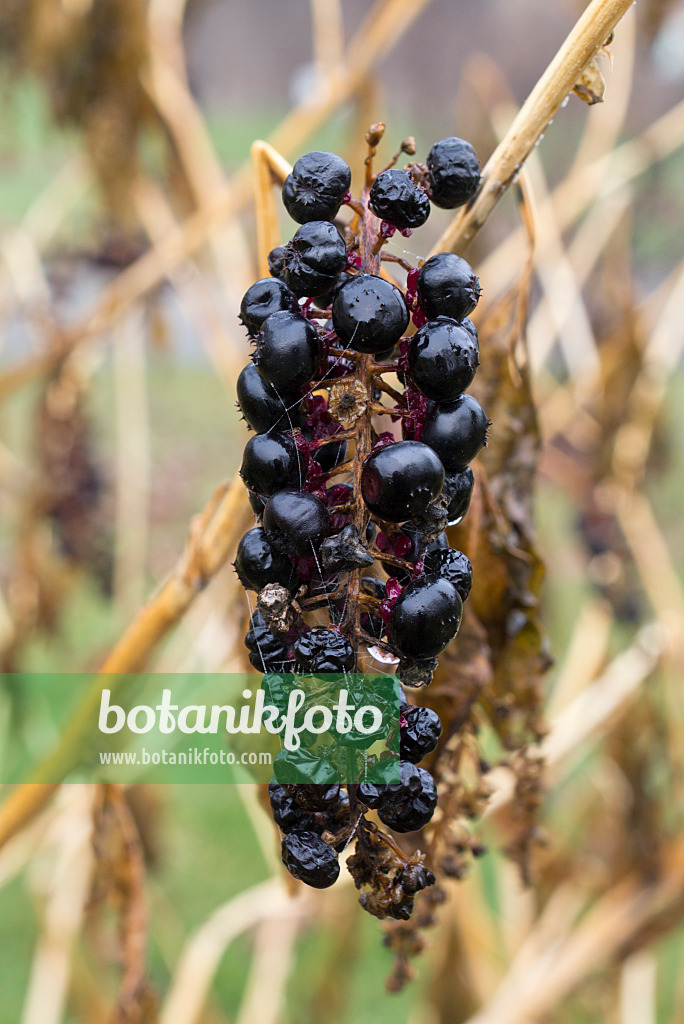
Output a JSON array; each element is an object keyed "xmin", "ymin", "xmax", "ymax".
[
  {"xmin": 236, "ymin": 363, "xmax": 303, "ymax": 434},
  {"xmin": 420, "ymin": 393, "xmax": 490, "ymax": 471},
  {"xmin": 281, "ymin": 831, "xmax": 340, "ymax": 888},
  {"xmin": 442, "ymin": 466, "xmax": 474, "ymax": 523},
  {"xmin": 390, "ymin": 576, "xmax": 462, "ymax": 659},
  {"xmin": 234, "ymin": 527, "xmax": 298, "ymax": 592},
  {"xmin": 417, "ymin": 253, "xmax": 481, "ymax": 322},
  {"xmin": 408, "ymin": 316, "xmax": 479, "ymax": 401},
  {"xmin": 240, "ymin": 278, "xmax": 296, "ymax": 335},
  {"xmin": 400, "ymin": 705, "xmax": 442, "ymax": 764},
  {"xmin": 369, "ymin": 169, "xmax": 430, "ymax": 230},
  {"xmin": 254, "ymin": 310, "xmax": 321, "ymax": 393},
  {"xmin": 332, "ymin": 274, "xmax": 409, "ymax": 354},
  {"xmin": 423, "ymin": 547, "xmax": 472, "ymax": 601},
  {"xmin": 427, "ymin": 137, "xmax": 481, "ymax": 209},
  {"xmin": 294, "ymin": 628, "xmax": 355, "ymax": 674},
  {"xmin": 263, "ymin": 490, "xmax": 331, "ymax": 555},
  {"xmin": 249, "ymin": 491, "xmax": 267, "ymax": 517},
  {"xmin": 359, "ymin": 761, "xmax": 437, "ymax": 832},
  {"xmin": 282, "ymin": 151, "xmax": 351, "ymax": 224},
  {"xmin": 240, "ymin": 431, "xmax": 304, "ymax": 497},
  {"xmin": 361, "ymin": 441, "xmax": 444, "ymax": 523},
  {"xmin": 280, "ymin": 221, "xmax": 348, "ymax": 297}
]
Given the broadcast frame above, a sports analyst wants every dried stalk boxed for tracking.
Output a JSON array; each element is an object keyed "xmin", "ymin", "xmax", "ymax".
[
  {"xmin": 432, "ymin": 0, "xmax": 637, "ymax": 257},
  {"xmin": 0, "ymin": 477, "xmax": 251, "ymax": 851},
  {"xmin": 0, "ymin": 0, "xmax": 434, "ymax": 406}
]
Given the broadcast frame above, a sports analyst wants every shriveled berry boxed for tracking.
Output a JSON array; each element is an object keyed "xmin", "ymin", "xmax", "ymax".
[
  {"xmin": 281, "ymin": 831, "xmax": 340, "ymax": 888},
  {"xmin": 361, "ymin": 440, "xmax": 444, "ymax": 522},
  {"xmin": 234, "ymin": 527, "xmax": 298, "ymax": 592},
  {"xmin": 280, "ymin": 221, "xmax": 347, "ymax": 297},
  {"xmin": 390, "ymin": 577, "xmax": 462, "ymax": 659},
  {"xmin": 292, "ymin": 783, "xmax": 341, "ymax": 809},
  {"xmin": 427, "ymin": 137, "xmax": 481, "ymax": 209},
  {"xmin": 244, "ymin": 611, "xmax": 294, "ymax": 672},
  {"xmin": 268, "ymin": 245, "xmax": 287, "ymax": 279},
  {"xmin": 236, "ymin": 363, "xmax": 303, "ymax": 434},
  {"xmin": 240, "ymin": 278, "xmax": 296, "ymax": 335},
  {"xmin": 240, "ymin": 431, "xmax": 304, "ymax": 496},
  {"xmin": 282, "ymin": 151, "xmax": 351, "ymax": 224},
  {"xmin": 263, "ymin": 490, "xmax": 331, "ymax": 555},
  {"xmin": 401, "ymin": 705, "xmax": 442, "ymax": 763},
  {"xmin": 442, "ymin": 466, "xmax": 474, "ymax": 523},
  {"xmin": 320, "ymin": 523, "xmax": 374, "ymax": 574},
  {"xmin": 369, "ymin": 169, "xmax": 431, "ymax": 230},
  {"xmin": 254, "ymin": 310, "xmax": 321, "ymax": 393},
  {"xmin": 359, "ymin": 760, "xmax": 437, "ymax": 832},
  {"xmin": 408, "ymin": 316, "xmax": 479, "ymax": 401},
  {"xmin": 294, "ymin": 628, "xmax": 355, "ymax": 674},
  {"xmin": 420, "ymin": 394, "xmax": 490, "ymax": 471},
  {"xmin": 423, "ymin": 547, "xmax": 472, "ymax": 601},
  {"xmin": 417, "ymin": 253, "xmax": 481, "ymax": 322},
  {"xmin": 332, "ymin": 274, "xmax": 409, "ymax": 354},
  {"xmin": 269, "ymin": 784, "xmax": 319, "ymax": 832}
]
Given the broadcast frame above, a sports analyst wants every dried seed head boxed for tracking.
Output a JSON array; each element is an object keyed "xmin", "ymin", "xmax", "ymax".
[
  {"xmin": 257, "ymin": 583, "xmax": 295, "ymax": 635},
  {"xmin": 328, "ymin": 379, "xmax": 369, "ymax": 428}
]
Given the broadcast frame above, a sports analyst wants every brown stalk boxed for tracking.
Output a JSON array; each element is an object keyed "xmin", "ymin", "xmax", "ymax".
[
  {"xmin": 0, "ymin": 0, "xmax": 435, "ymax": 406},
  {"xmin": 432, "ymin": 0, "xmax": 637, "ymax": 257},
  {"xmin": 0, "ymin": 477, "xmax": 252, "ymax": 850}
]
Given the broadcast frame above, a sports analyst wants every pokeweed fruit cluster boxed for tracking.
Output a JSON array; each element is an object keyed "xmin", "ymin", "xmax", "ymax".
[{"xmin": 234, "ymin": 127, "xmax": 490, "ymax": 919}]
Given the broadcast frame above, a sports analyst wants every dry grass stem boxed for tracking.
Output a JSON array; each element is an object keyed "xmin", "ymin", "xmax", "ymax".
[{"xmin": 433, "ymin": 0, "xmax": 636, "ymax": 256}]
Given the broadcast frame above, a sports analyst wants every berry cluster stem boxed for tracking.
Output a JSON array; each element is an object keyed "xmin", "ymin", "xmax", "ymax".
[{"xmin": 342, "ymin": 184, "xmax": 382, "ymax": 662}]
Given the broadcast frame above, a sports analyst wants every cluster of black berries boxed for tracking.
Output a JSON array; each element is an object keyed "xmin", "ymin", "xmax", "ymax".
[{"xmin": 234, "ymin": 132, "xmax": 488, "ymax": 913}]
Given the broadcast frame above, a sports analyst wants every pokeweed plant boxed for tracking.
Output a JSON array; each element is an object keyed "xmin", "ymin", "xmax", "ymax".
[{"xmin": 234, "ymin": 124, "xmax": 492, "ymax": 921}]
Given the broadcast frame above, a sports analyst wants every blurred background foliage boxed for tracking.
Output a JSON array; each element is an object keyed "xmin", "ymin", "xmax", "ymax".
[{"xmin": 1, "ymin": 1, "xmax": 684, "ymax": 1022}]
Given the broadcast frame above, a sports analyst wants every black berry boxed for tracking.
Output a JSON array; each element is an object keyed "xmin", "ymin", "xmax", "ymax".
[
  {"xmin": 417, "ymin": 253, "xmax": 481, "ymax": 322},
  {"xmin": 282, "ymin": 151, "xmax": 351, "ymax": 224},
  {"xmin": 294, "ymin": 628, "xmax": 355, "ymax": 674},
  {"xmin": 254, "ymin": 310, "xmax": 321, "ymax": 393},
  {"xmin": 263, "ymin": 490, "xmax": 331, "ymax": 555},
  {"xmin": 361, "ymin": 441, "xmax": 444, "ymax": 522},
  {"xmin": 234, "ymin": 527, "xmax": 298, "ymax": 592},
  {"xmin": 279, "ymin": 221, "xmax": 348, "ymax": 297},
  {"xmin": 400, "ymin": 705, "xmax": 442, "ymax": 763},
  {"xmin": 442, "ymin": 466, "xmax": 474, "ymax": 523},
  {"xmin": 427, "ymin": 137, "xmax": 481, "ymax": 209},
  {"xmin": 359, "ymin": 760, "xmax": 437, "ymax": 832},
  {"xmin": 332, "ymin": 274, "xmax": 409, "ymax": 354},
  {"xmin": 408, "ymin": 316, "xmax": 479, "ymax": 401},
  {"xmin": 390, "ymin": 577, "xmax": 462, "ymax": 659},
  {"xmin": 240, "ymin": 278, "xmax": 296, "ymax": 335},
  {"xmin": 244, "ymin": 610, "xmax": 294, "ymax": 672},
  {"xmin": 369, "ymin": 169, "xmax": 430, "ymax": 230},
  {"xmin": 420, "ymin": 393, "xmax": 490, "ymax": 471},
  {"xmin": 239, "ymin": 431, "xmax": 304, "ymax": 497},
  {"xmin": 268, "ymin": 784, "xmax": 319, "ymax": 832},
  {"xmin": 237, "ymin": 363, "xmax": 303, "ymax": 434},
  {"xmin": 423, "ymin": 547, "xmax": 472, "ymax": 601},
  {"xmin": 281, "ymin": 831, "xmax": 340, "ymax": 888}
]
